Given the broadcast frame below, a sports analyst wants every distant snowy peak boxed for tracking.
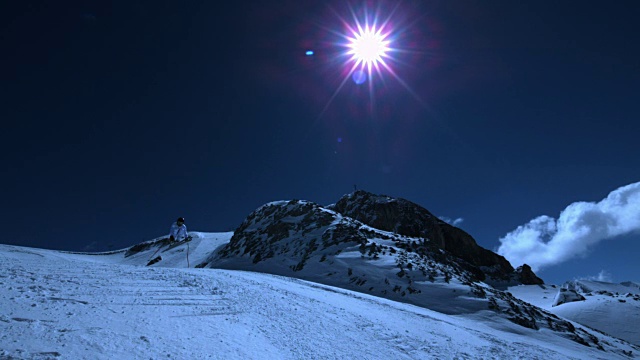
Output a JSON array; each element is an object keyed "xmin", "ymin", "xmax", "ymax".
[
  {"xmin": 551, "ymin": 279, "xmax": 640, "ymax": 307},
  {"xmin": 564, "ymin": 280, "xmax": 640, "ymax": 296},
  {"xmin": 621, "ymin": 281, "xmax": 640, "ymax": 291}
]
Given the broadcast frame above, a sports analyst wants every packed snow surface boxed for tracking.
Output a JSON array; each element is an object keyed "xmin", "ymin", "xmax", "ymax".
[{"xmin": 2, "ymin": 233, "xmax": 638, "ymax": 359}]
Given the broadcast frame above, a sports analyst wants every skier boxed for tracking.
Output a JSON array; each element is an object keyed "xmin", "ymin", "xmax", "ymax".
[
  {"xmin": 169, "ymin": 217, "xmax": 188, "ymax": 243},
  {"xmin": 146, "ymin": 217, "xmax": 189, "ymax": 266}
]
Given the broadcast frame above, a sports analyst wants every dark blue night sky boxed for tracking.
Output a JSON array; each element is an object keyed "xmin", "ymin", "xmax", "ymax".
[{"xmin": 2, "ymin": 1, "xmax": 639, "ymax": 284}]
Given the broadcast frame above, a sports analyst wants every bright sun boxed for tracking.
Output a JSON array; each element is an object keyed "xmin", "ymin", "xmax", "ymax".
[
  {"xmin": 315, "ymin": 3, "xmax": 427, "ymax": 118},
  {"xmin": 346, "ymin": 25, "xmax": 390, "ymax": 70}
]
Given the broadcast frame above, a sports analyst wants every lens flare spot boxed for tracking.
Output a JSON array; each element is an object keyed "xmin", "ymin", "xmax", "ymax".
[{"xmin": 352, "ymin": 69, "xmax": 367, "ymax": 84}]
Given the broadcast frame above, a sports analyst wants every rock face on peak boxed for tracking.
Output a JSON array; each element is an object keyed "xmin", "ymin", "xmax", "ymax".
[
  {"xmin": 329, "ymin": 191, "xmax": 541, "ymax": 285},
  {"xmin": 210, "ymin": 192, "xmax": 544, "ymax": 287},
  {"xmin": 329, "ymin": 191, "xmax": 438, "ymax": 240},
  {"xmin": 215, "ymin": 199, "xmax": 368, "ymax": 272}
]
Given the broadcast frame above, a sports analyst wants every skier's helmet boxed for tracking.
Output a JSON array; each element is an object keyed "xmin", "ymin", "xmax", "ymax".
[{"xmin": 177, "ymin": 217, "xmax": 185, "ymax": 223}]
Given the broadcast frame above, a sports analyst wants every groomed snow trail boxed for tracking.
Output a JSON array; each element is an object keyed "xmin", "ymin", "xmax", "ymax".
[{"xmin": 1, "ymin": 245, "xmax": 635, "ymax": 359}]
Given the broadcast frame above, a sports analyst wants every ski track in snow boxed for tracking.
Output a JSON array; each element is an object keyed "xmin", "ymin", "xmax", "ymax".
[{"xmin": 1, "ymin": 243, "xmax": 636, "ymax": 359}]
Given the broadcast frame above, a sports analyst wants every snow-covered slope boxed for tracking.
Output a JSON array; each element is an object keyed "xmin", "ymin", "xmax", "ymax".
[
  {"xmin": 192, "ymin": 199, "xmax": 636, "ymax": 352},
  {"xmin": 509, "ymin": 281, "xmax": 640, "ymax": 346},
  {"xmin": 2, "ymin": 235, "xmax": 639, "ymax": 359}
]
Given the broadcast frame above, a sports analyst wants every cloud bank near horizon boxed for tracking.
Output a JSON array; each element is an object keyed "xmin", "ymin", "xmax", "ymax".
[{"xmin": 497, "ymin": 182, "xmax": 640, "ymax": 272}]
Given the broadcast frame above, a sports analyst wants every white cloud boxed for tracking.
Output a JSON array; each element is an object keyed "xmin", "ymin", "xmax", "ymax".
[
  {"xmin": 440, "ymin": 216, "xmax": 464, "ymax": 227},
  {"xmin": 577, "ymin": 270, "xmax": 613, "ymax": 283},
  {"xmin": 497, "ymin": 181, "xmax": 640, "ymax": 272}
]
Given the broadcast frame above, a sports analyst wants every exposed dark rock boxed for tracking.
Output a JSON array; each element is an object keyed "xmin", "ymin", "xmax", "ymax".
[
  {"xmin": 516, "ymin": 264, "xmax": 544, "ymax": 285},
  {"xmin": 218, "ymin": 200, "xmax": 365, "ymax": 270},
  {"xmin": 329, "ymin": 190, "xmax": 530, "ymax": 282}
]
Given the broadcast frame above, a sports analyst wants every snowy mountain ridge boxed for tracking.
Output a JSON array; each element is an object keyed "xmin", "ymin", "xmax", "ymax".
[
  {"xmin": 96, "ymin": 191, "xmax": 640, "ymax": 353},
  {"xmin": 621, "ymin": 281, "xmax": 640, "ymax": 290},
  {"xmin": 2, "ymin": 191, "xmax": 639, "ymax": 358}
]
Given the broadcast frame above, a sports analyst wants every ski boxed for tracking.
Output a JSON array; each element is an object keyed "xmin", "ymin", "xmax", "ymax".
[
  {"xmin": 162, "ymin": 236, "xmax": 193, "ymax": 252},
  {"xmin": 146, "ymin": 239, "xmax": 170, "ymax": 262}
]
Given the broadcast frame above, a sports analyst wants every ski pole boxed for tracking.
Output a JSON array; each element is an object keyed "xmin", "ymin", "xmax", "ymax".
[
  {"xmin": 147, "ymin": 241, "xmax": 164, "ymax": 262},
  {"xmin": 186, "ymin": 241, "xmax": 190, "ymax": 268}
]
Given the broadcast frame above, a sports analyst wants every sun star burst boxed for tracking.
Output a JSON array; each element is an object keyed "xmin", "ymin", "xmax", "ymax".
[
  {"xmin": 314, "ymin": 3, "xmax": 428, "ymax": 119},
  {"xmin": 347, "ymin": 25, "xmax": 390, "ymax": 70}
]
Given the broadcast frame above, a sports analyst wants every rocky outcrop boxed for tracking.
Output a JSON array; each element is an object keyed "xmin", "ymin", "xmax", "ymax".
[
  {"xmin": 329, "ymin": 191, "xmax": 441, "ymax": 243},
  {"xmin": 516, "ymin": 264, "xmax": 544, "ymax": 285},
  {"xmin": 213, "ymin": 191, "xmax": 545, "ymax": 287},
  {"xmin": 553, "ymin": 288, "xmax": 586, "ymax": 307},
  {"xmin": 329, "ymin": 191, "xmax": 527, "ymax": 282},
  {"xmin": 216, "ymin": 200, "xmax": 367, "ymax": 271}
]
